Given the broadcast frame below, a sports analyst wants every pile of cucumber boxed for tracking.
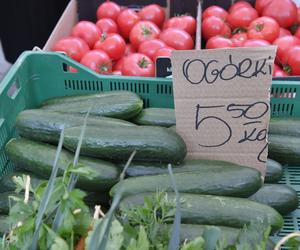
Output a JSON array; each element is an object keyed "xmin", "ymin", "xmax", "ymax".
[{"xmin": 0, "ymin": 90, "xmax": 299, "ymax": 239}]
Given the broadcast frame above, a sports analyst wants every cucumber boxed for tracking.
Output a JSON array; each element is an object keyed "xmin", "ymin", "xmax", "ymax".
[
  {"xmin": 0, "ymin": 215, "xmax": 10, "ymax": 236},
  {"xmin": 5, "ymin": 138, "xmax": 120, "ymax": 192},
  {"xmin": 268, "ymin": 134, "xmax": 300, "ymax": 165},
  {"xmin": 16, "ymin": 109, "xmax": 135, "ymax": 144},
  {"xmin": 119, "ymin": 193, "xmax": 284, "ymax": 233},
  {"xmin": 125, "ymin": 159, "xmax": 253, "ymax": 177},
  {"xmin": 249, "ymin": 184, "xmax": 299, "ymax": 215},
  {"xmin": 0, "ymin": 171, "xmax": 43, "ymax": 193},
  {"xmin": 41, "ymin": 91, "xmax": 143, "ymax": 120},
  {"xmin": 265, "ymin": 159, "xmax": 283, "ymax": 183},
  {"xmin": 269, "ymin": 118, "xmax": 300, "ymax": 137},
  {"xmin": 64, "ymin": 126, "xmax": 187, "ymax": 163},
  {"xmin": 132, "ymin": 108, "xmax": 175, "ymax": 127},
  {"xmin": 177, "ymin": 224, "xmax": 275, "ymax": 249},
  {"xmin": 110, "ymin": 164, "xmax": 262, "ymax": 198}
]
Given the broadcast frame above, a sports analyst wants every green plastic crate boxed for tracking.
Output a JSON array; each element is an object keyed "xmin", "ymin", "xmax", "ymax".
[{"xmin": 0, "ymin": 51, "xmax": 300, "ymax": 246}]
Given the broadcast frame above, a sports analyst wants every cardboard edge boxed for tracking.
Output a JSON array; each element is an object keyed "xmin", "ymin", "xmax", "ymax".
[{"xmin": 43, "ymin": 0, "xmax": 78, "ymax": 51}]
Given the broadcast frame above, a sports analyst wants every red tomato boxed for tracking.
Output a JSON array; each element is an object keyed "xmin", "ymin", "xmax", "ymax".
[
  {"xmin": 117, "ymin": 9, "xmax": 140, "ymax": 39},
  {"xmin": 138, "ymin": 4, "xmax": 165, "ymax": 27},
  {"xmin": 129, "ymin": 21, "xmax": 161, "ymax": 48},
  {"xmin": 262, "ymin": 0, "xmax": 297, "ymax": 28},
  {"xmin": 285, "ymin": 45, "xmax": 300, "ymax": 75},
  {"xmin": 229, "ymin": 1, "xmax": 253, "ymax": 13},
  {"xmin": 71, "ymin": 21, "xmax": 101, "ymax": 49},
  {"xmin": 96, "ymin": 1, "xmax": 121, "ymax": 21},
  {"xmin": 94, "ymin": 33, "xmax": 126, "ymax": 61},
  {"xmin": 227, "ymin": 7, "xmax": 258, "ymax": 30},
  {"xmin": 159, "ymin": 28, "xmax": 194, "ymax": 50},
  {"xmin": 96, "ymin": 18, "xmax": 118, "ymax": 34},
  {"xmin": 202, "ymin": 16, "xmax": 231, "ymax": 40},
  {"xmin": 273, "ymin": 36, "xmax": 300, "ymax": 65},
  {"xmin": 138, "ymin": 39, "xmax": 166, "ymax": 60},
  {"xmin": 153, "ymin": 47, "xmax": 174, "ymax": 62},
  {"xmin": 279, "ymin": 28, "xmax": 292, "ymax": 38},
  {"xmin": 206, "ymin": 36, "xmax": 234, "ymax": 49},
  {"xmin": 125, "ymin": 44, "xmax": 136, "ymax": 56},
  {"xmin": 294, "ymin": 27, "xmax": 300, "ymax": 39},
  {"xmin": 80, "ymin": 50, "xmax": 112, "ymax": 74},
  {"xmin": 243, "ymin": 39, "xmax": 271, "ymax": 47},
  {"xmin": 202, "ymin": 6, "xmax": 228, "ymax": 21},
  {"xmin": 255, "ymin": 0, "xmax": 273, "ymax": 15},
  {"xmin": 122, "ymin": 53, "xmax": 155, "ymax": 77},
  {"xmin": 297, "ymin": 7, "xmax": 300, "ymax": 23},
  {"xmin": 247, "ymin": 17, "xmax": 280, "ymax": 43},
  {"xmin": 231, "ymin": 32, "xmax": 248, "ymax": 47},
  {"xmin": 273, "ymin": 64, "xmax": 289, "ymax": 77},
  {"xmin": 112, "ymin": 70, "xmax": 122, "ymax": 75},
  {"xmin": 165, "ymin": 16, "xmax": 197, "ymax": 35},
  {"xmin": 114, "ymin": 57, "xmax": 125, "ymax": 71},
  {"xmin": 52, "ymin": 37, "xmax": 89, "ymax": 62}
]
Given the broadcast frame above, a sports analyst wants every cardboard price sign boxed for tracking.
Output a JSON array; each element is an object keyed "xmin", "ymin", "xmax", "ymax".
[{"xmin": 171, "ymin": 47, "xmax": 276, "ymax": 174}]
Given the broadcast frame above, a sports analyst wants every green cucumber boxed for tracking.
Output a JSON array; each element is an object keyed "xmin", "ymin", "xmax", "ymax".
[
  {"xmin": 110, "ymin": 164, "xmax": 262, "ymax": 198},
  {"xmin": 125, "ymin": 159, "xmax": 254, "ymax": 177},
  {"xmin": 132, "ymin": 108, "xmax": 175, "ymax": 127},
  {"xmin": 269, "ymin": 118, "xmax": 300, "ymax": 137},
  {"xmin": 16, "ymin": 109, "xmax": 135, "ymax": 144},
  {"xmin": 5, "ymin": 138, "xmax": 120, "ymax": 192},
  {"xmin": 249, "ymin": 184, "xmax": 299, "ymax": 215},
  {"xmin": 265, "ymin": 159, "xmax": 283, "ymax": 183},
  {"xmin": 0, "ymin": 171, "xmax": 43, "ymax": 193},
  {"xmin": 64, "ymin": 126, "xmax": 187, "ymax": 163},
  {"xmin": 119, "ymin": 193, "xmax": 284, "ymax": 233},
  {"xmin": 41, "ymin": 91, "xmax": 143, "ymax": 119},
  {"xmin": 177, "ymin": 224, "xmax": 275, "ymax": 249},
  {"xmin": 268, "ymin": 134, "xmax": 300, "ymax": 165},
  {"xmin": 0, "ymin": 215, "xmax": 10, "ymax": 235}
]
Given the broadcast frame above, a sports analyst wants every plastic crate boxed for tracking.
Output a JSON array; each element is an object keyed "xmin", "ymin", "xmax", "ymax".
[{"xmin": 1, "ymin": 51, "xmax": 300, "ymax": 246}]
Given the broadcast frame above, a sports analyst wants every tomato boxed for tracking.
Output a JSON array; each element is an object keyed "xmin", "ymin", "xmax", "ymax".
[
  {"xmin": 279, "ymin": 28, "xmax": 292, "ymax": 38},
  {"xmin": 262, "ymin": 0, "xmax": 297, "ymax": 28},
  {"xmin": 71, "ymin": 21, "xmax": 101, "ymax": 49},
  {"xmin": 285, "ymin": 45, "xmax": 300, "ymax": 75},
  {"xmin": 94, "ymin": 33, "xmax": 126, "ymax": 61},
  {"xmin": 273, "ymin": 36, "xmax": 300, "ymax": 65},
  {"xmin": 80, "ymin": 50, "xmax": 112, "ymax": 74},
  {"xmin": 153, "ymin": 47, "xmax": 174, "ymax": 62},
  {"xmin": 255, "ymin": 0, "xmax": 273, "ymax": 15},
  {"xmin": 294, "ymin": 27, "xmax": 300, "ymax": 39},
  {"xmin": 165, "ymin": 16, "xmax": 197, "ymax": 35},
  {"xmin": 117, "ymin": 9, "xmax": 140, "ymax": 39},
  {"xmin": 122, "ymin": 53, "xmax": 155, "ymax": 77},
  {"xmin": 52, "ymin": 37, "xmax": 89, "ymax": 62},
  {"xmin": 96, "ymin": 1, "xmax": 121, "ymax": 21},
  {"xmin": 206, "ymin": 36, "xmax": 234, "ymax": 49},
  {"xmin": 114, "ymin": 57, "xmax": 125, "ymax": 71},
  {"xmin": 159, "ymin": 28, "xmax": 194, "ymax": 50},
  {"xmin": 129, "ymin": 21, "xmax": 161, "ymax": 48},
  {"xmin": 227, "ymin": 7, "xmax": 258, "ymax": 30},
  {"xmin": 202, "ymin": 16, "xmax": 231, "ymax": 40},
  {"xmin": 243, "ymin": 39, "xmax": 270, "ymax": 47},
  {"xmin": 273, "ymin": 64, "xmax": 289, "ymax": 77},
  {"xmin": 231, "ymin": 32, "xmax": 248, "ymax": 47},
  {"xmin": 96, "ymin": 18, "xmax": 118, "ymax": 34},
  {"xmin": 229, "ymin": 1, "xmax": 253, "ymax": 13},
  {"xmin": 202, "ymin": 6, "xmax": 228, "ymax": 21},
  {"xmin": 125, "ymin": 44, "xmax": 136, "ymax": 56},
  {"xmin": 112, "ymin": 70, "xmax": 122, "ymax": 76},
  {"xmin": 138, "ymin": 4, "xmax": 165, "ymax": 27},
  {"xmin": 138, "ymin": 39, "xmax": 166, "ymax": 60},
  {"xmin": 247, "ymin": 17, "xmax": 280, "ymax": 43}
]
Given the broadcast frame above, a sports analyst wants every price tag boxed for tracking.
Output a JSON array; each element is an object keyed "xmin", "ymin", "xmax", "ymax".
[{"xmin": 171, "ymin": 47, "xmax": 276, "ymax": 174}]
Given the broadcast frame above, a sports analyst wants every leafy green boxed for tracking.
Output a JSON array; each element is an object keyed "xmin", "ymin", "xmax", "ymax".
[
  {"xmin": 203, "ymin": 226, "xmax": 221, "ymax": 250},
  {"xmin": 286, "ymin": 236, "xmax": 300, "ymax": 250},
  {"xmin": 126, "ymin": 226, "xmax": 150, "ymax": 250},
  {"xmin": 181, "ymin": 237, "xmax": 204, "ymax": 250}
]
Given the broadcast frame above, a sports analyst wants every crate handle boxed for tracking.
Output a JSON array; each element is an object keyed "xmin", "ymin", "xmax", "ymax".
[{"xmin": 6, "ymin": 80, "xmax": 20, "ymax": 99}]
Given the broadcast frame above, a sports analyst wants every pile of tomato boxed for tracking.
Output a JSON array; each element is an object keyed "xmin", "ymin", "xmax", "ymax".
[
  {"xmin": 202, "ymin": 0, "xmax": 300, "ymax": 77},
  {"xmin": 52, "ymin": 1, "xmax": 196, "ymax": 77}
]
